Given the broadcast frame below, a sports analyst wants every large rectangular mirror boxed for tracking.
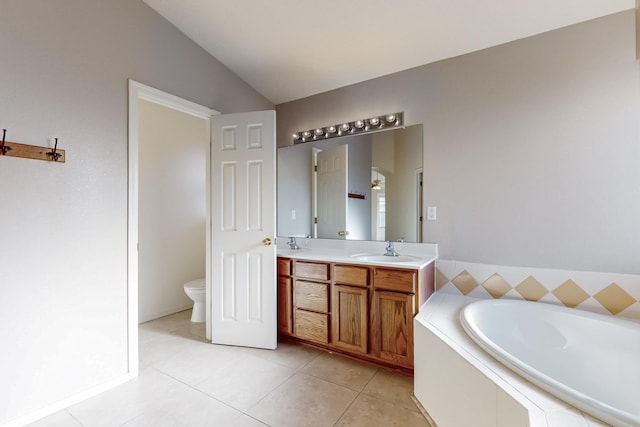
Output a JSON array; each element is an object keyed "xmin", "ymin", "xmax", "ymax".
[{"xmin": 277, "ymin": 124, "xmax": 423, "ymax": 242}]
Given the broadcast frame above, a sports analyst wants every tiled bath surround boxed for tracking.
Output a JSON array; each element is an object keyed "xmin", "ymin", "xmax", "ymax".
[{"xmin": 435, "ymin": 260, "xmax": 640, "ymax": 320}]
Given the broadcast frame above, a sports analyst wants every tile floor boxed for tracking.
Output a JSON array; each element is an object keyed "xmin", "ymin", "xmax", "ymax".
[{"xmin": 29, "ymin": 310, "xmax": 429, "ymax": 427}]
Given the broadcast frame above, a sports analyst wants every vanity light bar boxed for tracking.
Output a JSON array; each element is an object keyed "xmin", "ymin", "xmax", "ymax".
[{"xmin": 292, "ymin": 112, "xmax": 403, "ymax": 144}]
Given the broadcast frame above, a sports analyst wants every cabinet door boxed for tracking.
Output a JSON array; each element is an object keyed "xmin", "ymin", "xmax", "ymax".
[
  {"xmin": 372, "ymin": 290, "xmax": 415, "ymax": 368},
  {"xmin": 331, "ymin": 284, "xmax": 368, "ymax": 354},
  {"xmin": 277, "ymin": 276, "xmax": 292, "ymax": 335}
]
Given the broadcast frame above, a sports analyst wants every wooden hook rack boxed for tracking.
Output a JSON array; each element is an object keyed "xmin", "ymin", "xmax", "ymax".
[{"xmin": 0, "ymin": 130, "xmax": 65, "ymax": 163}]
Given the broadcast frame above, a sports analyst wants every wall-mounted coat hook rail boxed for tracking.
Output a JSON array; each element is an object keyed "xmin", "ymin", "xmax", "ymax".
[
  {"xmin": 0, "ymin": 131, "xmax": 66, "ymax": 163},
  {"xmin": 0, "ymin": 129, "xmax": 12, "ymax": 155},
  {"xmin": 45, "ymin": 138, "xmax": 62, "ymax": 162}
]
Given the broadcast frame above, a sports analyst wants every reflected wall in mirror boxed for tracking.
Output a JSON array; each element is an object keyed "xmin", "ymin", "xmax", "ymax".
[{"xmin": 278, "ymin": 124, "xmax": 423, "ymax": 242}]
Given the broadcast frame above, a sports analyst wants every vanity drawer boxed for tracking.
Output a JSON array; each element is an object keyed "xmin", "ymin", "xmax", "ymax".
[
  {"xmin": 277, "ymin": 258, "xmax": 292, "ymax": 276},
  {"xmin": 374, "ymin": 268, "xmax": 416, "ymax": 293},
  {"xmin": 294, "ymin": 280, "xmax": 329, "ymax": 313},
  {"xmin": 334, "ymin": 265, "xmax": 369, "ymax": 288},
  {"xmin": 295, "ymin": 309, "xmax": 329, "ymax": 344},
  {"xmin": 295, "ymin": 261, "xmax": 330, "ymax": 281}
]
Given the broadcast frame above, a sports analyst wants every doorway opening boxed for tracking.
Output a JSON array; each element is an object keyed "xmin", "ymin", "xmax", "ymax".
[{"xmin": 127, "ymin": 80, "xmax": 217, "ymax": 376}]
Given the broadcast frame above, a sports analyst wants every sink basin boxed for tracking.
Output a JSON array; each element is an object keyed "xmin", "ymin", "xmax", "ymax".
[{"xmin": 350, "ymin": 253, "xmax": 422, "ymax": 263}]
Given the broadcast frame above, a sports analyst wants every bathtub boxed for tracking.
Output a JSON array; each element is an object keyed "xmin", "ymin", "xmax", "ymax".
[{"xmin": 460, "ymin": 299, "xmax": 640, "ymax": 427}]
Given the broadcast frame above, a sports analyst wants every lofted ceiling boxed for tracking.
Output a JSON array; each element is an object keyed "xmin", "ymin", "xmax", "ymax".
[{"xmin": 144, "ymin": 0, "xmax": 635, "ymax": 105}]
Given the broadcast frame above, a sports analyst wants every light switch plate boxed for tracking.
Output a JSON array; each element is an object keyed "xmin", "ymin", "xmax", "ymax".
[{"xmin": 427, "ymin": 206, "xmax": 437, "ymax": 220}]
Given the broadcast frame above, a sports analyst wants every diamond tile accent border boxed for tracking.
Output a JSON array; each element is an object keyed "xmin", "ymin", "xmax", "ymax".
[
  {"xmin": 552, "ymin": 280, "xmax": 589, "ymax": 308},
  {"xmin": 481, "ymin": 273, "xmax": 512, "ymax": 299},
  {"xmin": 434, "ymin": 261, "xmax": 640, "ymax": 320},
  {"xmin": 593, "ymin": 283, "xmax": 636, "ymax": 315},
  {"xmin": 435, "ymin": 268, "xmax": 449, "ymax": 291},
  {"xmin": 515, "ymin": 276, "xmax": 548, "ymax": 302},
  {"xmin": 451, "ymin": 270, "xmax": 479, "ymax": 296}
]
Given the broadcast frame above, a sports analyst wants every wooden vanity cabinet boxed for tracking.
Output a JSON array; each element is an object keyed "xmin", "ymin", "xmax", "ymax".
[
  {"xmin": 277, "ymin": 256, "xmax": 434, "ymax": 372},
  {"xmin": 331, "ymin": 265, "xmax": 369, "ymax": 354},
  {"xmin": 292, "ymin": 261, "xmax": 331, "ymax": 344},
  {"xmin": 371, "ymin": 266, "xmax": 435, "ymax": 369},
  {"xmin": 277, "ymin": 258, "xmax": 293, "ymax": 335}
]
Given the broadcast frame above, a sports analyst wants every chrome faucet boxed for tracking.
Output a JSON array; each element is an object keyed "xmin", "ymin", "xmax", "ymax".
[
  {"xmin": 287, "ymin": 236, "xmax": 301, "ymax": 250},
  {"xmin": 384, "ymin": 240, "xmax": 399, "ymax": 257}
]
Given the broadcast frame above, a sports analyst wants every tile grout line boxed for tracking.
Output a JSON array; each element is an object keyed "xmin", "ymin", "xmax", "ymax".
[
  {"xmin": 331, "ymin": 367, "xmax": 381, "ymax": 426},
  {"xmin": 149, "ymin": 366, "xmax": 250, "ymax": 419}
]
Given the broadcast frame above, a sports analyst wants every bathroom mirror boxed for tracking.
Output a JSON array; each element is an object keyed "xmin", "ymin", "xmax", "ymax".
[{"xmin": 277, "ymin": 124, "xmax": 423, "ymax": 242}]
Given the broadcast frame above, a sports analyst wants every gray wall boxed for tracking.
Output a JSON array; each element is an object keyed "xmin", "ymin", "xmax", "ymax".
[
  {"xmin": 0, "ymin": 0, "xmax": 272, "ymax": 423},
  {"xmin": 276, "ymin": 11, "xmax": 640, "ymax": 275},
  {"xmin": 385, "ymin": 125, "xmax": 423, "ymax": 242}
]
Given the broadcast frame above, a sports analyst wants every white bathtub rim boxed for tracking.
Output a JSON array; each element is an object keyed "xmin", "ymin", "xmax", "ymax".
[{"xmin": 460, "ymin": 299, "xmax": 639, "ymax": 427}]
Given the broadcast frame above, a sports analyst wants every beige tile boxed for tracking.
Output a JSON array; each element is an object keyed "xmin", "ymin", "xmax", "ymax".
[
  {"xmin": 27, "ymin": 410, "xmax": 82, "ymax": 427},
  {"xmin": 552, "ymin": 279, "xmax": 590, "ymax": 308},
  {"xmin": 228, "ymin": 415, "xmax": 269, "ymax": 427},
  {"xmin": 515, "ymin": 276, "xmax": 548, "ymax": 301},
  {"xmin": 361, "ymin": 369, "xmax": 418, "ymax": 412},
  {"xmin": 335, "ymin": 394, "xmax": 430, "ymax": 427},
  {"xmin": 67, "ymin": 367, "xmax": 242, "ymax": 427},
  {"xmin": 151, "ymin": 341, "xmax": 242, "ymax": 385},
  {"xmin": 301, "ymin": 351, "xmax": 378, "ymax": 391},
  {"xmin": 451, "ymin": 270, "xmax": 479, "ymax": 295},
  {"xmin": 247, "ymin": 372, "xmax": 358, "ymax": 427},
  {"xmin": 139, "ymin": 331, "xmax": 213, "ymax": 370},
  {"xmin": 435, "ymin": 268, "xmax": 449, "ymax": 291},
  {"xmin": 593, "ymin": 283, "xmax": 636, "ymax": 315},
  {"xmin": 140, "ymin": 310, "xmax": 194, "ymax": 334},
  {"xmin": 481, "ymin": 273, "xmax": 512, "ymax": 299},
  {"xmin": 231, "ymin": 340, "xmax": 322, "ymax": 370},
  {"xmin": 191, "ymin": 351, "xmax": 296, "ymax": 411}
]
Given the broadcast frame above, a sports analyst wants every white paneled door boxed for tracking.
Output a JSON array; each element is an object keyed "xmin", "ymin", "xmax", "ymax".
[
  {"xmin": 317, "ymin": 144, "xmax": 348, "ymax": 239},
  {"xmin": 210, "ymin": 110, "xmax": 277, "ymax": 349}
]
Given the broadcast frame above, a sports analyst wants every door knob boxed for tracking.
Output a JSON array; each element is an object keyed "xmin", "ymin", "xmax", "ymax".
[{"xmin": 262, "ymin": 237, "xmax": 272, "ymax": 246}]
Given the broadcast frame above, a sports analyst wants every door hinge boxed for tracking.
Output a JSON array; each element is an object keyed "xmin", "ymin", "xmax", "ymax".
[
  {"xmin": 314, "ymin": 165, "xmax": 318, "ymax": 172},
  {"xmin": 314, "ymin": 217, "xmax": 318, "ymax": 224}
]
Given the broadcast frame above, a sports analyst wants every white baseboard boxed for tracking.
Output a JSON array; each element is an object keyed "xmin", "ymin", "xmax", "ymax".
[
  {"xmin": 138, "ymin": 304, "xmax": 193, "ymax": 324},
  {"xmin": 1, "ymin": 373, "xmax": 135, "ymax": 427}
]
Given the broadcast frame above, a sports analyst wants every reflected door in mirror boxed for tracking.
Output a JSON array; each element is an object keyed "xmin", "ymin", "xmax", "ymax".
[{"xmin": 316, "ymin": 144, "xmax": 348, "ymax": 239}]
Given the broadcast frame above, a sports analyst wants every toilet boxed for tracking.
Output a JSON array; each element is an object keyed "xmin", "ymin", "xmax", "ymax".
[{"xmin": 183, "ymin": 278, "xmax": 206, "ymax": 323}]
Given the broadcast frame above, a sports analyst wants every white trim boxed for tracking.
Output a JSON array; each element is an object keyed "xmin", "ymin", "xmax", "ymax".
[
  {"xmin": 2, "ymin": 374, "xmax": 134, "ymax": 427},
  {"xmin": 127, "ymin": 79, "xmax": 218, "ymax": 377}
]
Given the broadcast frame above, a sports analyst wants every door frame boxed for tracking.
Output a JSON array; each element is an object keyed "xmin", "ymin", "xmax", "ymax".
[{"xmin": 127, "ymin": 80, "xmax": 218, "ymax": 376}]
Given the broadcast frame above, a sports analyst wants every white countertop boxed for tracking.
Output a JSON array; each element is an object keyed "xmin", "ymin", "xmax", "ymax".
[{"xmin": 276, "ymin": 237, "xmax": 437, "ymax": 269}]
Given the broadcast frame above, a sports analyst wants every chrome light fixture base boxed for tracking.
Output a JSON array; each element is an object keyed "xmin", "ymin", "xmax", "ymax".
[{"xmin": 292, "ymin": 112, "xmax": 403, "ymax": 144}]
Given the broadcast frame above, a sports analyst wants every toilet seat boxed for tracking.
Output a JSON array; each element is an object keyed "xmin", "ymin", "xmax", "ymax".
[{"xmin": 184, "ymin": 278, "xmax": 205, "ymax": 290}]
